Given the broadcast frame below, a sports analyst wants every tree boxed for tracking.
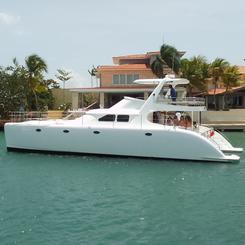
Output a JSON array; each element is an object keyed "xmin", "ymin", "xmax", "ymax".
[
  {"xmin": 0, "ymin": 64, "xmax": 26, "ymax": 118},
  {"xmin": 180, "ymin": 56, "xmax": 209, "ymax": 96},
  {"xmin": 150, "ymin": 55, "xmax": 165, "ymax": 78},
  {"xmin": 88, "ymin": 65, "xmax": 97, "ymax": 87},
  {"xmin": 209, "ymin": 58, "xmax": 229, "ymax": 109},
  {"xmin": 150, "ymin": 43, "xmax": 181, "ymax": 78},
  {"xmin": 25, "ymin": 54, "xmax": 48, "ymax": 110},
  {"xmin": 160, "ymin": 43, "xmax": 181, "ymax": 74},
  {"xmin": 55, "ymin": 69, "xmax": 72, "ymax": 103},
  {"xmin": 44, "ymin": 79, "xmax": 60, "ymax": 89},
  {"xmin": 221, "ymin": 65, "xmax": 240, "ymax": 109},
  {"xmin": 55, "ymin": 69, "xmax": 72, "ymax": 89}
]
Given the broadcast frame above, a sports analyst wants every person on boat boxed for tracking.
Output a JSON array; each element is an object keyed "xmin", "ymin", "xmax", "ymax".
[
  {"xmin": 175, "ymin": 112, "xmax": 181, "ymax": 121},
  {"xmin": 153, "ymin": 111, "xmax": 160, "ymax": 123},
  {"xmin": 173, "ymin": 115, "xmax": 179, "ymax": 126},
  {"xmin": 178, "ymin": 116, "xmax": 187, "ymax": 128},
  {"xmin": 166, "ymin": 116, "xmax": 172, "ymax": 126},
  {"xmin": 165, "ymin": 85, "xmax": 177, "ymax": 101},
  {"xmin": 185, "ymin": 115, "xmax": 192, "ymax": 128}
]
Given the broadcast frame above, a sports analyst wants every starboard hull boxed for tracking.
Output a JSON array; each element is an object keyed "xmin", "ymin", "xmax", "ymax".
[{"xmin": 4, "ymin": 123, "xmax": 240, "ymax": 163}]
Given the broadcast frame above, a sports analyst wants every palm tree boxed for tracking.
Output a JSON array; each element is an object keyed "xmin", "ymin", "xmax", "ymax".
[
  {"xmin": 88, "ymin": 65, "xmax": 97, "ymax": 87},
  {"xmin": 209, "ymin": 58, "xmax": 229, "ymax": 110},
  {"xmin": 221, "ymin": 65, "xmax": 240, "ymax": 109},
  {"xmin": 150, "ymin": 55, "xmax": 165, "ymax": 78},
  {"xmin": 150, "ymin": 43, "xmax": 181, "ymax": 78},
  {"xmin": 55, "ymin": 69, "xmax": 72, "ymax": 103},
  {"xmin": 25, "ymin": 54, "xmax": 48, "ymax": 110},
  {"xmin": 180, "ymin": 56, "xmax": 209, "ymax": 96},
  {"xmin": 160, "ymin": 44, "xmax": 181, "ymax": 75}
]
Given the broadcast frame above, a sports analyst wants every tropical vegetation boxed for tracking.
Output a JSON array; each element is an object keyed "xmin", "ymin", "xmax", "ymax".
[
  {"xmin": 0, "ymin": 54, "xmax": 58, "ymax": 119},
  {"xmin": 180, "ymin": 56, "xmax": 209, "ymax": 95},
  {"xmin": 0, "ymin": 44, "xmax": 243, "ymax": 120},
  {"xmin": 150, "ymin": 44, "xmax": 181, "ymax": 77},
  {"xmin": 208, "ymin": 58, "xmax": 229, "ymax": 109},
  {"xmin": 150, "ymin": 43, "xmax": 242, "ymax": 109},
  {"xmin": 222, "ymin": 65, "xmax": 240, "ymax": 108}
]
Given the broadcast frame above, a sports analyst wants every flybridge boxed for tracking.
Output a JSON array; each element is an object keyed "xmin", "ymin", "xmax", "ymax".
[{"xmin": 134, "ymin": 75, "xmax": 189, "ymax": 86}]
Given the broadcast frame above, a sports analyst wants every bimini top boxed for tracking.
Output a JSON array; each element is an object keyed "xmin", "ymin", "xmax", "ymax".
[{"xmin": 134, "ymin": 74, "xmax": 189, "ymax": 87}]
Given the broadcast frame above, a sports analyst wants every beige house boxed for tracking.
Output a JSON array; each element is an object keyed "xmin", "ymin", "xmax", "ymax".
[{"xmin": 69, "ymin": 51, "xmax": 184, "ymax": 109}]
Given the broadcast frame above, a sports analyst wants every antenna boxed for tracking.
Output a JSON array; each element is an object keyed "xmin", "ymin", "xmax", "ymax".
[{"xmin": 172, "ymin": 54, "xmax": 175, "ymax": 73}]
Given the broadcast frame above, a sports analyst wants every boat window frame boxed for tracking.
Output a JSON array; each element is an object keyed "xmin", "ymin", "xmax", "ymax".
[
  {"xmin": 98, "ymin": 114, "xmax": 116, "ymax": 122},
  {"xmin": 117, "ymin": 115, "xmax": 130, "ymax": 122}
]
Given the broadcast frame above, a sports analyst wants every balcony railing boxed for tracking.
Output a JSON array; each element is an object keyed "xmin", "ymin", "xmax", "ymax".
[{"xmin": 157, "ymin": 95, "xmax": 205, "ymax": 106}]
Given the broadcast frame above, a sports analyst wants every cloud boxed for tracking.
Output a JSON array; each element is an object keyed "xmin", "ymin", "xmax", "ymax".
[{"xmin": 0, "ymin": 12, "xmax": 20, "ymax": 25}]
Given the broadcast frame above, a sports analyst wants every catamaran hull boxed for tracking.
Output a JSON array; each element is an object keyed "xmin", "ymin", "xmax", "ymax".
[{"xmin": 4, "ymin": 123, "xmax": 239, "ymax": 163}]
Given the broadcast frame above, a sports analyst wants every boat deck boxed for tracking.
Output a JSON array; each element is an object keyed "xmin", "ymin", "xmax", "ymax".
[{"xmin": 203, "ymin": 123, "xmax": 245, "ymax": 132}]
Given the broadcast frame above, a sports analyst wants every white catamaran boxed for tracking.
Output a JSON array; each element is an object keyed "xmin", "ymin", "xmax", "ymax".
[{"xmin": 4, "ymin": 75, "xmax": 243, "ymax": 162}]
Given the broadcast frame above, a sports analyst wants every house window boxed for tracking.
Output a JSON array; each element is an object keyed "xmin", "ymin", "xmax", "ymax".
[
  {"xmin": 113, "ymin": 75, "xmax": 119, "ymax": 84},
  {"xmin": 127, "ymin": 74, "xmax": 139, "ymax": 84},
  {"xmin": 98, "ymin": 114, "xmax": 115, "ymax": 121},
  {"xmin": 113, "ymin": 74, "xmax": 139, "ymax": 85},
  {"xmin": 117, "ymin": 115, "xmax": 129, "ymax": 122},
  {"xmin": 120, "ymin": 75, "xmax": 126, "ymax": 84}
]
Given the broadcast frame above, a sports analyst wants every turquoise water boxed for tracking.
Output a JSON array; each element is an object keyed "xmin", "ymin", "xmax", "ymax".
[{"xmin": 0, "ymin": 132, "xmax": 245, "ymax": 245}]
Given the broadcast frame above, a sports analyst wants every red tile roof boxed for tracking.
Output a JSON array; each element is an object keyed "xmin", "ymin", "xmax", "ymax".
[
  {"xmin": 207, "ymin": 88, "xmax": 226, "ymax": 95},
  {"xmin": 112, "ymin": 51, "xmax": 185, "ymax": 64},
  {"xmin": 97, "ymin": 64, "xmax": 151, "ymax": 71},
  {"xmin": 112, "ymin": 52, "xmax": 159, "ymax": 64},
  {"xmin": 207, "ymin": 85, "xmax": 245, "ymax": 95}
]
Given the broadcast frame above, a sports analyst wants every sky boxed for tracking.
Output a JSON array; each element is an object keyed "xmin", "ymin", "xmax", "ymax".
[{"xmin": 1, "ymin": 0, "xmax": 245, "ymax": 88}]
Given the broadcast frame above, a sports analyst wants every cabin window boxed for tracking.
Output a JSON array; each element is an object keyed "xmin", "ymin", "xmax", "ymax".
[
  {"xmin": 98, "ymin": 114, "xmax": 115, "ymax": 122},
  {"xmin": 117, "ymin": 115, "xmax": 129, "ymax": 122}
]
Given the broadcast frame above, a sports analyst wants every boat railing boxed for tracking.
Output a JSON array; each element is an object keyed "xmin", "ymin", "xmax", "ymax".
[
  {"xmin": 157, "ymin": 95, "xmax": 205, "ymax": 106},
  {"xmin": 200, "ymin": 128, "xmax": 213, "ymax": 138},
  {"xmin": 9, "ymin": 111, "xmax": 48, "ymax": 122},
  {"xmin": 63, "ymin": 110, "xmax": 86, "ymax": 120},
  {"xmin": 199, "ymin": 127, "xmax": 221, "ymax": 148},
  {"xmin": 202, "ymin": 128, "xmax": 221, "ymax": 149},
  {"xmin": 63, "ymin": 102, "xmax": 97, "ymax": 120}
]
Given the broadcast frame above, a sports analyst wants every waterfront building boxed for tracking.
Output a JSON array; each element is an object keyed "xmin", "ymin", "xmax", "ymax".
[
  {"xmin": 68, "ymin": 53, "xmax": 245, "ymax": 111},
  {"xmin": 69, "ymin": 51, "xmax": 184, "ymax": 109},
  {"xmin": 205, "ymin": 66, "xmax": 245, "ymax": 110}
]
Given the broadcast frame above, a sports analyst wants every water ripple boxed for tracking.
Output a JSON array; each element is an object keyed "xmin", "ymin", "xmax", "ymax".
[{"xmin": 1, "ymin": 132, "xmax": 245, "ymax": 244}]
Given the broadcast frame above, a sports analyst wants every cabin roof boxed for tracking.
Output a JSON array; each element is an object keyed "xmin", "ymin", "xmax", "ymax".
[{"xmin": 86, "ymin": 108, "xmax": 140, "ymax": 116}]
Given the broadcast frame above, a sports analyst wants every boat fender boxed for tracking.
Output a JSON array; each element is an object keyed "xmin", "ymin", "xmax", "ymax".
[{"xmin": 210, "ymin": 130, "xmax": 215, "ymax": 137}]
